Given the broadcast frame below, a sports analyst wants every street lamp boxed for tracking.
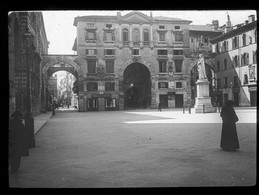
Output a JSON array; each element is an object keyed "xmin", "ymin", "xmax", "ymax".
[{"xmin": 23, "ymin": 30, "xmax": 35, "ymax": 148}]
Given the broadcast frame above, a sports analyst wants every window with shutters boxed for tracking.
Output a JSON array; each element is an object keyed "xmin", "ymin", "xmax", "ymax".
[
  {"xmin": 174, "ymin": 31, "xmax": 183, "ymax": 42},
  {"xmin": 242, "ymin": 34, "xmax": 246, "ymax": 46},
  {"xmin": 87, "ymin": 82, "xmax": 98, "ymax": 91},
  {"xmin": 105, "ymin": 49, "xmax": 115, "ymax": 56},
  {"xmin": 175, "ymin": 82, "xmax": 182, "ymax": 88},
  {"xmin": 159, "ymin": 60, "xmax": 167, "ymax": 73},
  {"xmin": 132, "ymin": 49, "xmax": 140, "ymax": 56},
  {"xmin": 232, "ymin": 36, "xmax": 239, "ymax": 49},
  {"xmin": 87, "ymin": 60, "xmax": 97, "ymax": 73},
  {"xmin": 242, "ymin": 52, "xmax": 250, "ymax": 65},
  {"xmin": 158, "ymin": 82, "xmax": 168, "ymax": 88},
  {"xmin": 224, "ymin": 59, "xmax": 227, "ymax": 70},
  {"xmin": 224, "ymin": 77, "xmax": 228, "ymax": 88},
  {"xmin": 233, "ymin": 55, "xmax": 238, "ymax": 67},
  {"xmin": 105, "ymin": 82, "xmax": 115, "ymax": 91},
  {"xmin": 173, "ymin": 50, "xmax": 183, "ymax": 56},
  {"xmin": 158, "ymin": 49, "xmax": 168, "ymax": 56},
  {"xmin": 159, "ymin": 25, "xmax": 165, "ymax": 30},
  {"xmin": 174, "ymin": 59, "xmax": 183, "ymax": 73},
  {"xmin": 105, "ymin": 60, "xmax": 114, "ymax": 73},
  {"xmin": 158, "ymin": 32, "xmax": 166, "ymax": 42}
]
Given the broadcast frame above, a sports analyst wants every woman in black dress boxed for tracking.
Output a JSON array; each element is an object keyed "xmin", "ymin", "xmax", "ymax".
[{"xmin": 220, "ymin": 100, "xmax": 240, "ymax": 151}]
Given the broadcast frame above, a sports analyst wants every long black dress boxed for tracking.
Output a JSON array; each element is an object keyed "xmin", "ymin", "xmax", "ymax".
[{"xmin": 220, "ymin": 106, "xmax": 240, "ymax": 151}]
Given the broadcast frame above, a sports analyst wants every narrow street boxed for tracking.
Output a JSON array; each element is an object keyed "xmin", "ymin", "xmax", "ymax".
[{"xmin": 9, "ymin": 108, "xmax": 256, "ymax": 187}]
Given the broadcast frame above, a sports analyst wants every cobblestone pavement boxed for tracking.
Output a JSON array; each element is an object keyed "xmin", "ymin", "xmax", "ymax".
[{"xmin": 9, "ymin": 108, "xmax": 256, "ymax": 188}]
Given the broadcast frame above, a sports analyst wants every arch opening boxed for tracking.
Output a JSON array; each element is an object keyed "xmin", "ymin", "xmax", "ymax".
[{"xmin": 123, "ymin": 63, "xmax": 151, "ymax": 109}]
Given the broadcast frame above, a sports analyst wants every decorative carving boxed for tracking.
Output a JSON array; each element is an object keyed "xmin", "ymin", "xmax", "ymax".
[
  {"xmin": 168, "ymin": 61, "xmax": 174, "ymax": 76},
  {"xmin": 97, "ymin": 59, "xmax": 105, "ymax": 75}
]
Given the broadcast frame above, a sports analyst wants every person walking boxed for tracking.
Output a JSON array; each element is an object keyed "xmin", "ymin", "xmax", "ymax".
[
  {"xmin": 9, "ymin": 109, "xmax": 28, "ymax": 173},
  {"xmin": 220, "ymin": 100, "xmax": 240, "ymax": 151},
  {"xmin": 158, "ymin": 102, "xmax": 162, "ymax": 112}
]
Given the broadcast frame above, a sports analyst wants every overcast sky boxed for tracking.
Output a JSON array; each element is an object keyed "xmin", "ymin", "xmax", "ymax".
[{"xmin": 42, "ymin": 10, "xmax": 256, "ymax": 55}]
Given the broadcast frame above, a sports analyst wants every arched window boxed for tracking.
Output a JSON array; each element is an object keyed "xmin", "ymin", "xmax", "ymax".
[
  {"xmin": 143, "ymin": 29, "xmax": 149, "ymax": 42},
  {"xmin": 122, "ymin": 28, "xmax": 128, "ymax": 42},
  {"xmin": 133, "ymin": 28, "xmax": 140, "ymax": 42}
]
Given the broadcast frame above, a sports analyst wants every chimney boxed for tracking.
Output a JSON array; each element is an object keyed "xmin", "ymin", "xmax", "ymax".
[
  {"xmin": 248, "ymin": 15, "xmax": 255, "ymax": 23},
  {"xmin": 117, "ymin": 12, "xmax": 121, "ymax": 17},
  {"xmin": 244, "ymin": 20, "xmax": 249, "ymax": 25},
  {"xmin": 212, "ymin": 20, "xmax": 219, "ymax": 30}
]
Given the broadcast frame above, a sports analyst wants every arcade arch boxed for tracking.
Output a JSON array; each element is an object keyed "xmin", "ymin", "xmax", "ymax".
[{"xmin": 123, "ymin": 62, "xmax": 151, "ymax": 109}]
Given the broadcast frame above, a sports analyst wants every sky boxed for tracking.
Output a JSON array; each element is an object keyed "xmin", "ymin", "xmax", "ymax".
[{"xmin": 42, "ymin": 10, "xmax": 257, "ymax": 55}]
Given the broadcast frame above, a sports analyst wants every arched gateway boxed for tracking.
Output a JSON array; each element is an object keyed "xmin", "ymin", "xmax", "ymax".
[
  {"xmin": 41, "ymin": 55, "xmax": 84, "ymax": 111},
  {"xmin": 123, "ymin": 63, "xmax": 151, "ymax": 109}
]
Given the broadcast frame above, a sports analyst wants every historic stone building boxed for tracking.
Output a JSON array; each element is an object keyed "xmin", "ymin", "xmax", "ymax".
[
  {"xmin": 210, "ymin": 15, "xmax": 257, "ymax": 107},
  {"xmin": 8, "ymin": 11, "xmax": 49, "ymax": 117},
  {"xmin": 72, "ymin": 11, "xmax": 223, "ymax": 111}
]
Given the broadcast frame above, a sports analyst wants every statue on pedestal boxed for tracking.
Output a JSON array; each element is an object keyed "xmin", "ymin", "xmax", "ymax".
[{"xmin": 197, "ymin": 54, "xmax": 207, "ymax": 80}]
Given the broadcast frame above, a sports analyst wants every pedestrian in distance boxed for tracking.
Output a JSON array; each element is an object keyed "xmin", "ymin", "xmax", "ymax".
[
  {"xmin": 9, "ymin": 109, "xmax": 29, "ymax": 173},
  {"xmin": 220, "ymin": 100, "xmax": 240, "ymax": 151},
  {"xmin": 158, "ymin": 102, "xmax": 162, "ymax": 112}
]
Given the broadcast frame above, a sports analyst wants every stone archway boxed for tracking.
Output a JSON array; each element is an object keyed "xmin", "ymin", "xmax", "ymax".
[
  {"xmin": 123, "ymin": 62, "xmax": 151, "ymax": 109},
  {"xmin": 40, "ymin": 55, "xmax": 84, "ymax": 112}
]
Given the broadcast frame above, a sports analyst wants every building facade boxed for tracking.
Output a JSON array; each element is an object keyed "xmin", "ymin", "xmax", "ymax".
[
  {"xmin": 210, "ymin": 15, "xmax": 257, "ymax": 107},
  {"xmin": 8, "ymin": 11, "xmax": 49, "ymax": 117},
  {"xmin": 72, "ymin": 11, "xmax": 223, "ymax": 111}
]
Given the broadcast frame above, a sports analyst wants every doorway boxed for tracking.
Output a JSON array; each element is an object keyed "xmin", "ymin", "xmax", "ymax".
[
  {"xmin": 159, "ymin": 94, "xmax": 168, "ymax": 108},
  {"xmin": 175, "ymin": 94, "xmax": 183, "ymax": 108}
]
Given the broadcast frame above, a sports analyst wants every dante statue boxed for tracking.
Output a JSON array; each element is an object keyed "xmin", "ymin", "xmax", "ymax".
[{"xmin": 197, "ymin": 54, "xmax": 207, "ymax": 80}]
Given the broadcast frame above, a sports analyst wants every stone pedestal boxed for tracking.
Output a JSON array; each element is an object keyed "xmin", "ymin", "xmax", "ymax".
[{"xmin": 194, "ymin": 79, "xmax": 216, "ymax": 113}]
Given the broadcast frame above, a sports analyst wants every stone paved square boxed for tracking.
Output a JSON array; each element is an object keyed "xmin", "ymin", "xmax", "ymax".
[{"xmin": 9, "ymin": 108, "xmax": 256, "ymax": 188}]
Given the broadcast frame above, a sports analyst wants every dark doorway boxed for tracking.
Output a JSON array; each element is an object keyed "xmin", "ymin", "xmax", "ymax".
[
  {"xmin": 233, "ymin": 93, "xmax": 239, "ymax": 107},
  {"xmin": 159, "ymin": 94, "xmax": 168, "ymax": 108},
  {"xmin": 250, "ymin": 91, "xmax": 257, "ymax": 106},
  {"xmin": 175, "ymin": 94, "xmax": 183, "ymax": 108},
  {"xmin": 125, "ymin": 86, "xmax": 139, "ymax": 109},
  {"xmin": 123, "ymin": 63, "xmax": 151, "ymax": 109}
]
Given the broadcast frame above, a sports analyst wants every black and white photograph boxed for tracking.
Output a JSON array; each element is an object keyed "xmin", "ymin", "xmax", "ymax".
[{"xmin": 8, "ymin": 10, "xmax": 257, "ymax": 188}]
